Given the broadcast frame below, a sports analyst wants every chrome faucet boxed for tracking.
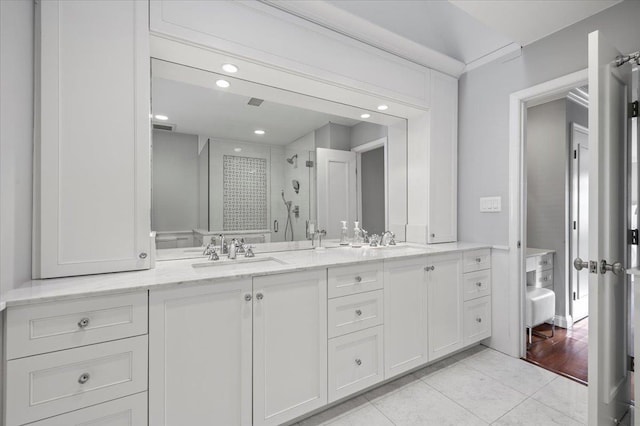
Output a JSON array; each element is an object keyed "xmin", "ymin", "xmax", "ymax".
[
  {"xmin": 313, "ymin": 229, "xmax": 327, "ymax": 248},
  {"xmin": 381, "ymin": 231, "xmax": 396, "ymax": 246},
  {"xmin": 219, "ymin": 234, "xmax": 227, "ymax": 254},
  {"xmin": 203, "ymin": 244, "xmax": 219, "ymax": 261},
  {"xmin": 228, "ymin": 239, "xmax": 238, "ymax": 259}
]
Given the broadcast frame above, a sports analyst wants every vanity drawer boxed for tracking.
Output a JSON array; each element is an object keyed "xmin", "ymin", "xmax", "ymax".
[
  {"xmin": 462, "ymin": 270, "xmax": 491, "ymax": 301},
  {"xmin": 328, "ymin": 326, "xmax": 384, "ymax": 403},
  {"xmin": 463, "ymin": 297, "xmax": 492, "ymax": 345},
  {"xmin": 6, "ymin": 335, "xmax": 148, "ymax": 425},
  {"xmin": 536, "ymin": 268, "xmax": 554, "ymax": 288},
  {"xmin": 6, "ymin": 291, "xmax": 148, "ymax": 360},
  {"xmin": 27, "ymin": 392, "xmax": 147, "ymax": 426},
  {"xmin": 328, "ymin": 262, "xmax": 383, "ymax": 298},
  {"xmin": 536, "ymin": 253, "xmax": 554, "ymax": 271},
  {"xmin": 463, "ymin": 249, "xmax": 491, "ymax": 273},
  {"xmin": 328, "ymin": 290, "xmax": 383, "ymax": 338}
]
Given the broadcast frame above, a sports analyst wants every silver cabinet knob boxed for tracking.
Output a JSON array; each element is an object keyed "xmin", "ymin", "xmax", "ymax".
[
  {"xmin": 475, "ymin": 282, "xmax": 482, "ymax": 287},
  {"xmin": 355, "ymin": 358, "xmax": 362, "ymax": 366},
  {"xmin": 139, "ymin": 252, "xmax": 148, "ymax": 259},
  {"xmin": 541, "ymin": 260, "xmax": 548, "ymax": 265},
  {"xmin": 431, "ymin": 233, "xmax": 435, "ymax": 238},
  {"xmin": 355, "ymin": 309, "xmax": 362, "ymax": 316},
  {"xmin": 475, "ymin": 257, "xmax": 482, "ymax": 263},
  {"xmin": 355, "ymin": 276, "xmax": 362, "ymax": 283},
  {"xmin": 476, "ymin": 317, "xmax": 482, "ymax": 323},
  {"xmin": 78, "ymin": 373, "xmax": 90, "ymax": 384},
  {"xmin": 424, "ymin": 265, "xmax": 435, "ymax": 271},
  {"xmin": 256, "ymin": 292, "xmax": 264, "ymax": 300},
  {"xmin": 244, "ymin": 294, "xmax": 252, "ymax": 302},
  {"xmin": 78, "ymin": 317, "xmax": 90, "ymax": 329}
]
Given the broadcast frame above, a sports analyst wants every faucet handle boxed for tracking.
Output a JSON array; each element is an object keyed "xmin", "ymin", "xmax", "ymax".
[
  {"xmin": 245, "ymin": 245, "xmax": 255, "ymax": 257},
  {"xmin": 208, "ymin": 248, "xmax": 220, "ymax": 261}
]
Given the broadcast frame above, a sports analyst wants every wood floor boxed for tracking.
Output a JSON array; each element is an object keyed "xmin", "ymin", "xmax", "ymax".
[{"xmin": 524, "ymin": 318, "xmax": 588, "ymax": 385}]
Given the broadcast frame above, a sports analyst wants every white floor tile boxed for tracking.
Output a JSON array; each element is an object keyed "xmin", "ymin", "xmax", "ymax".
[
  {"xmin": 298, "ymin": 396, "xmax": 394, "ymax": 426},
  {"xmin": 422, "ymin": 362, "xmax": 527, "ymax": 423},
  {"xmin": 531, "ymin": 376, "xmax": 588, "ymax": 424},
  {"xmin": 363, "ymin": 373, "xmax": 421, "ymax": 403},
  {"xmin": 493, "ymin": 398, "xmax": 584, "ymax": 426},
  {"xmin": 298, "ymin": 396, "xmax": 371, "ymax": 425},
  {"xmin": 370, "ymin": 379, "xmax": 487, "ymax": 426},
  {"xmin": 462, "ymin": 347, "xmax": 557, "ymax": 395}
]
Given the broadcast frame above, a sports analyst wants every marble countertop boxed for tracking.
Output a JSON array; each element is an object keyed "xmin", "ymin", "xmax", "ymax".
[
  {"xmin": 0, "ymin": 241, "xmax": 491, "ymax": 310},
  {"xmin": 526, "ymin": 247, "xmax": 556, "ymax": 257}
]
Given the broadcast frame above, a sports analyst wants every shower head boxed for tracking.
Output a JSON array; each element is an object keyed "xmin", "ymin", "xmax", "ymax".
[{"xmin": 286, "ymin": 154, "xmax": 298, "ymax": 164}]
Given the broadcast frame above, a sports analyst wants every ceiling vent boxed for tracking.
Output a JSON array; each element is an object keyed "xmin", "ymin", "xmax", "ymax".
[
  {"xmin": 152, "ymin": 123, "xmax": 176, "ymax": 132},
  {"xmin": 247, "ymin": 97, "xmax": 264, "ymax": 107}
]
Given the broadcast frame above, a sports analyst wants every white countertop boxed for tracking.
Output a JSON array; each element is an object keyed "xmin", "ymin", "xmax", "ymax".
[
  {"xmin": 0, "ymin": 241, "xmax": 490, "ymax": 310},
  {"xmin": 526, "ymin": 247, "xmax": 555, "ymax": 257}
]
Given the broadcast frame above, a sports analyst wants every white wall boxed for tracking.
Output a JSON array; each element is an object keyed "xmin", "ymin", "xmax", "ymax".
[
  {"xmin": 1, "ymin": 0, "xmax": 33, "ymax": 294},
  {"xmin": 350, "ymin": 122, "xmax": 388, "ymax": 148},
  {"xmin": 152, "ymin": 131, "xmax": 200, "ymax": 232},
  {"xmin": 314, "ymin": 122, "xmax": 351, "ymax": 151}
]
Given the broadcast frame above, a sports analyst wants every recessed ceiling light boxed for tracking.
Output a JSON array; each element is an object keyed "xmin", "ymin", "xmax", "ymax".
[
  {"xmin": 360, "ymin": 113, "xmax": 371, "ymax": 119},
  {"xmin": 234, "ymin": 147, "xmax": 242, "ymax": 152},
  {"xmin": 155, "ymin": 114, "xmax": 168, "ymax": 121},
  {"xmin": 377, "ymin": 105, "xmax": 388, "ymax": 111},
  {"xmin": 216, "ymin": 79, "xmax": 230, "ymax": 88},
  {"xmin": 254, "ymin": 130, "xmax": 265, "ymax": 135},
  {"xmin": 222, "ymin": 63, "xmax": 239, "ymax": 73}
]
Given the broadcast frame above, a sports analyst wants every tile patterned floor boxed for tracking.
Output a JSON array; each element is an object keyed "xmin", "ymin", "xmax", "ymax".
[{"xmin": 295, "ymin": 345, "xmax": 588, "ymax": 426}]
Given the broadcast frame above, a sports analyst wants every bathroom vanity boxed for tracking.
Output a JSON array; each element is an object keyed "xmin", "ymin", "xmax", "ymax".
[{"xmin": 1, "ymin": 243, "xmax": 491, "ymax": 425}]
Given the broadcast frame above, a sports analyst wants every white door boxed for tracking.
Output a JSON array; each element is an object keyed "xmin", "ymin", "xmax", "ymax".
[
  {"xmin": 427, "ymin": 253, "xmax": 463, "ymax": 361},
  {"xmin": 149, "ymin": 280, "xmax": 253, "ymax": 426},
  {"xmin": 253, "ymin": 270, "xmax": 327, "ymax": 426},
  {"xmin": 571, "ymin": 123, "xmax": 590, "ymax": 322},
  {"xmin": 383, "ymin": 257, "xmax": 428, "ymax": 378},
  {"xmin": 316, "ymin": 148, "xmax": 357, "ymax": 238},
  {"xmin": 586, "ymin": 30, "xmax": 633, "ymax": 425}
]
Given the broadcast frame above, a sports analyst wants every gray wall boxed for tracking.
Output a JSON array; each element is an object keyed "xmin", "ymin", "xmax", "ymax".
[
  {"xmin": 350, "ymin": 122, "xmax": 388, "ymax": 148},
  {"xmin": 361, "ymin": 147, "xmax": 385, "ymax": 235},
  {"xmin": 152, "ymin": 131, "xmax": 200, "ymax": 232},
  {"xmin": 0, "ymin": 0, "xmax": 34, "ymax": 295},
  {"xmin": 526, "ymin": 99, "xmax": 568, "ymax": 319},
  {"xmin": 315, "ymin": 122, "xmax": 351, "ymax": 151},
  {"xmin": 458, "ymin": 0, "xmax": 640, "ymax": 246}
]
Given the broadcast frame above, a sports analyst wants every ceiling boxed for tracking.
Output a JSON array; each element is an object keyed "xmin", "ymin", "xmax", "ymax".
[
  {"xmin": 152, "ymin": 77, "xmax": 360, "ymax": 145},
  {"xmin": 269, "ymin": 0, "xmax": 623, "ymax": 73}
]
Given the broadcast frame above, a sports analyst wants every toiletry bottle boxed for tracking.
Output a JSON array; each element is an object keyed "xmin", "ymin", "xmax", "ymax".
[
  {"xmin": 352, "ymin": 221, "xmax": 362, "ymax": 248},
  {"xmin": 340, "ymin": 221, "xmax": 349, "ymax": 245}
]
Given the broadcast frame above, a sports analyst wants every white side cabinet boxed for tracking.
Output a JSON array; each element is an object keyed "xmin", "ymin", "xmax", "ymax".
[
  {"xmin": 383, "ymin": 257, "xmax": 428, "ymax": 378},
  {"xmin": 33, "ymin": 0, "xmax": 151, "ymax": 278},
  {"xmin": 253, "ymin": 270, "xmax": 328, "ymax": 426},
  {"xmin": 149, "ymin": 280, "xmax": 253, "ymax": 426}
]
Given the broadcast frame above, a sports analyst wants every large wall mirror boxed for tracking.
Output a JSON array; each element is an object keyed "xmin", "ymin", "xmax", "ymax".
[{"xmin": 151, "ymin": 59, "xmax": 406, "ymax": 254}]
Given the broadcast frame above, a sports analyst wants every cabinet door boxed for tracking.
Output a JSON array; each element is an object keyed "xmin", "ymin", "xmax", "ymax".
[
  {"xmin": 383, "ymin": 257, "xmax": 428, "ymax": 379},
  {"xmin": 253, "ymin": 270, "xmax": 327, "ymax": 426},
  {"xmin": 427, "ymin": 253, "xmax": 463, "ymax": 361},
  {"xmin": 34, "ymin": 0, "xmax": 150, "ymax": 278},
  {"xmin": 149, "ymin": 280, "xmax": 252, "ymax": 426},
  {"xmin": 427, "ymin": 70, "xmax": 457, "ymax": 243}
]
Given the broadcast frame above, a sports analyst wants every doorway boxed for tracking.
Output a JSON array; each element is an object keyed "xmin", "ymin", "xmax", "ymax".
[{"xmin": 352, "ymin": 137, "xmax": 389, "ymax": 236}]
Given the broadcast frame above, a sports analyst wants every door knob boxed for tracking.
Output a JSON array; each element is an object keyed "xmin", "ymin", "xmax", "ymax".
[
  {"xmin": 600, "ymin": 260, "xmax": 625, "ymax": 275},
  {"xmin": 573, "ymin": 257, "xmax": 589, "ymax": 271}
]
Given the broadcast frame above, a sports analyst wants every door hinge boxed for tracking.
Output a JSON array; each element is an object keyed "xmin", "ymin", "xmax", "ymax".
[
  {"xmin": 630, "ymin": 101, "xmax": 638, "ymax": 118},
  {"xmin": 573, "ymin": 291, "xmax": 577, "ymax": 301},
  {"xmin": 629, "ymin": 229, "xmax": 639, "ymax": 245},
  {"xmin": 573, "ymin": 149, "xmax": 577, "ymax": 159},
  {"xmin": 630, "ymin": 355, "xmax": 635, "ymax": 372}
]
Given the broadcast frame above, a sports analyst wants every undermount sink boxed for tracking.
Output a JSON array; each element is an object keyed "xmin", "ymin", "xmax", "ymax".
[{"xmin": 191, "ymin": 256, "xmax": 288, "ymax": 269}]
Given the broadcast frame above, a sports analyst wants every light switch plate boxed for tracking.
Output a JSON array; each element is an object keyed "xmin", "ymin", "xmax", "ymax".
[{"xmin": 480, "ymin": 196, "xmax": 501, "ymax": 212}]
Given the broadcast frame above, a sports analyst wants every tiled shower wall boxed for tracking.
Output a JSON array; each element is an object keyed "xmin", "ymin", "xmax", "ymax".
[{"xmin": 223, "ymin": 155, "xmax": 268, "ymax": 231}]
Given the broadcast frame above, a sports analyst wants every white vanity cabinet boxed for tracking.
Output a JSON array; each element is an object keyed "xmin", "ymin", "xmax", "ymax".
[
  {"xmin": 149, "ymin": 279, "xmax": 253, "ymax": 426},
  {"xmin": 33, "ymin": 0, "xmax": 151, "ymax": 278},
  {"xmin": 253, "ymin": 270, "xmax": 328, "ymax": 426}
]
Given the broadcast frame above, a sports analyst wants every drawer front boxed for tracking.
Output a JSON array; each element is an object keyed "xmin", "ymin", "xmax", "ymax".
[
  {"xmin": 536, "ymin": 268, "xmax": 554, "ymax": 288},
  {"xmin": 462, "ymin": 270, "xmax": 491, "ymax": 301},
  {"xmin": 328, "ymin": 290, "xmax": 383, "ymax": 338},
  {"xmin": 328, "ymin": 262, "xmax": 383, "ymax": 298},
  {"xmin": 463, "ymin": 249, "xmax": 491, "ymax": 273},
  {"xmin": 6, "ymin": 335, "xmax": 148, "ymax": 425},
  {"xmin": 463, "ymin": 297, "xmax": 492, "ymax": 345},
  {"xmin": 536, "ymin": 253, "xmax": 554, "ymax": 271},
  {"xmin": 328, "ymin": 326, "xmax": 384, "ymax": 403},
  {"xmin": 6, "ymin": 291, "xmax": 148, "ymax": 359},
  {"xmin": 27, "ymin": 392, "xmax": 147, "ymax": 426}
]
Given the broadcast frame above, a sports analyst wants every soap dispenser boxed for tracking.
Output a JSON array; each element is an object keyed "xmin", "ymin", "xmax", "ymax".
[
  {"xmin": 352, "ymin": 221, "xmax": 363, "ymax": 248},
  {"xmin": 340, "ymin": 221, "xmax": 349, "ymax": 245}
]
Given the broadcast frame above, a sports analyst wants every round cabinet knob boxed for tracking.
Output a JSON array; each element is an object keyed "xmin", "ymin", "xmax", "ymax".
[
  {"xmin": 543, "ymin": 277, "xmax": 549, "ymax": 282},
  {"xmin": 244, "ymin": 294, "xmax": 252, "ymax": 302},
  {"xmin": 256, "ymin": 293, "xmax": 264, "ymax": 300},
  {"xmin": 139, "ymin": 252, "xmax": 148, "ymax": 260},
  {"xmin": 355, "ymin": 276, "xmax": 362, "ymax": 283},
  {"xmin": 475, "ymin": 282, "xmax": 482, "ymax": 287},
  {"xmin": 78, "ymin": 373, "xmax": 91, "ymax": 384},
  {"xmin": 355, "ymin": 309, "xmax": 362, "ymax": 316},
  {"xmin": 475, "ymin": 257, "xmax": 482, "ymax": 263},
  {"xmin": 476, "ymin": 317, "xmax": 482, "ymax": 323},
  {"xmin": 77, "ymin": 318, "xmax": 90, "ymax": 329},
  {"xmin": 355, "ymin": 358, "xmax": 362, "ymax": 366},
  {"xmin": 431, "ymin": 233, "xmax": 436, "ymax": 238}
]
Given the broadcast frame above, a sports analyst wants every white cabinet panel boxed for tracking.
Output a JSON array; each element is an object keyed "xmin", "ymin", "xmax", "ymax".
[
  {"xmin": 464, "ymin": 297, "xmax": 492, "ymax": 345},
  {"xmin": 328, "ymin": 290, "xmax": 383, "ymax": 338},
  {"xmin": 328, "ymin": 262, "xmax": 383, "ymax": 298},
  {"xmin": 328, "ymin": 326, "xmax": 384, "ymax": 403},
  {"xmin": 34, "ymin": 0, "xmax": 150, "ymax": 278},
  {"xmin": 253, "ymin": 270, "xmax": 327, "ymax": 426},
  {"xmin": 383, "ymin": 257, "xmax": 428, "ymax": 378},
  {"xmin": 27, "ymin": 392, "xmax": 147, "ymax": 426},
  {"xmin": 427, "ymin": 253, "xmax": 463, "ymax": 361},
  {"xmin": 462, "ymin": 249, "xmax": 491, "ymax": 273},
  {"xmin": 462, "ymin": 270, "xmax": 492, "ymax": 301},
  {"xmin": 6, "ymin": 336, "xmax": 147, "ymax": 426},
  {"xmin": 149, "ymin": 280, "xmax": 252, "ymax": 426}
]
